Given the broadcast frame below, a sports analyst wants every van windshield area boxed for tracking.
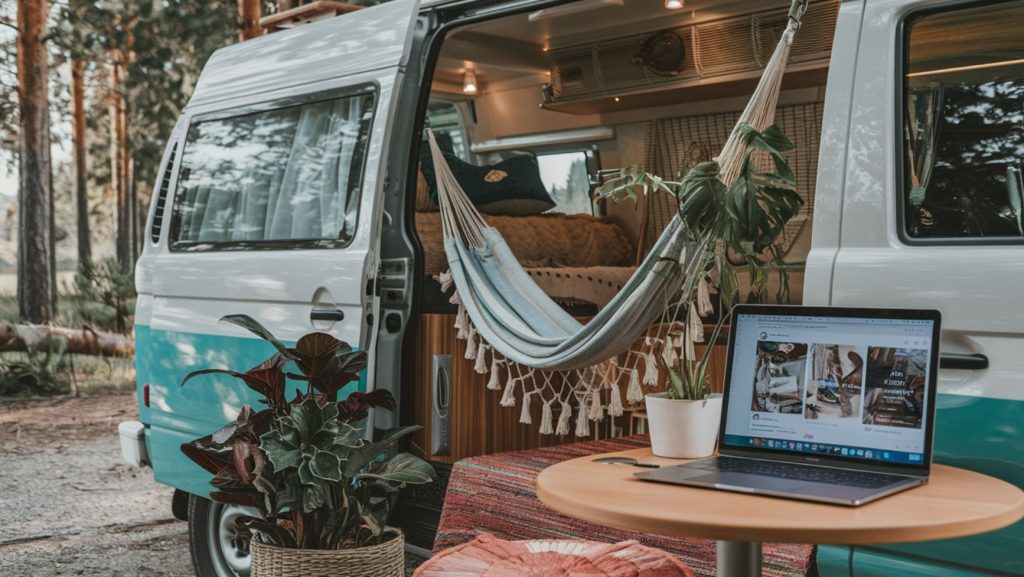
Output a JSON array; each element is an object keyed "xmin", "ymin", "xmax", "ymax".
[
  {"xmin": 903, "ymin": 1, "xmax": 1024, "ymax": 240},
  {"xmin": 169, "ymin": 92, "xmax": 376, "ymax": 250}
]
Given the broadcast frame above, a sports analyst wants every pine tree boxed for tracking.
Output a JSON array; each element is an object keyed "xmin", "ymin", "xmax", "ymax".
[{"xmin": 15, "ymin": 0, "xmax": 54, "ymax": 323}]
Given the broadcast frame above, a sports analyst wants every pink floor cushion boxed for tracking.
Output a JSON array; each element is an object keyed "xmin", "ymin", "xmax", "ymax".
[
  {"xmin": 435, "ymin": 435, "xmax": 814, "ymax": 577},
  {"xmin": 415, "ymin": 533, "xmax": 695, "ymax": 577}
]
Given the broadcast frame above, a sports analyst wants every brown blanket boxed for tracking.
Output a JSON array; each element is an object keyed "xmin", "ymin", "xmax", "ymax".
[{"xmin": 416, "ymin": 212, "xmax": 634, "ymax": 277}]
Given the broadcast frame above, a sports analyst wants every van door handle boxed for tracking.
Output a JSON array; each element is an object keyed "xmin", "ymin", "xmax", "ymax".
[
  {"xmin": 939, "ymin": 353, "xmax": 988, "ymax": 370},
  {"xmin": 310, "ymin": 309, "xmax": 345, "ymax": 323}
]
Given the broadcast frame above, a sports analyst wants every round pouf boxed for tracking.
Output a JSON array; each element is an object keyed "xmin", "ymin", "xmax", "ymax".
[
  {"xmin": 414, "ymin": 534, "xmax": 694, "ymax": 577},
  {"xmin": 251, "ymin": 531, "xmax": 404, "ymax": 577}
]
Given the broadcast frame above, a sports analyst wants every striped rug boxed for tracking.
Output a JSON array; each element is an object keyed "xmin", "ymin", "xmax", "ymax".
[{"xmin": 435, "ymin": 435, "xmax": 815, "ymax": 577}]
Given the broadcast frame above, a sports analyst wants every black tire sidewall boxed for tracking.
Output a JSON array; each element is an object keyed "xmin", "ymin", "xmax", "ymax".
[{"xmin": 188, "ymin": 495, "xmax": 247, "ymax": 577}]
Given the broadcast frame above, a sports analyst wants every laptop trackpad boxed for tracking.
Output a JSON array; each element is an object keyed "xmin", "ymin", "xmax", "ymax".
[{"xmin": 694, "ymin": 472, "xmax": 815, "ymax": 493}]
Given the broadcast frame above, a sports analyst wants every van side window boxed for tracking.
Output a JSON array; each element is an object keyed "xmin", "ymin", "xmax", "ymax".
[
  {"xmin": 902, "ymin": 1, "xmax": 1024, "ymax": 241},
  {"xmin": 169, "ymin": 92, "xmax": 376, "ymax": 250}
]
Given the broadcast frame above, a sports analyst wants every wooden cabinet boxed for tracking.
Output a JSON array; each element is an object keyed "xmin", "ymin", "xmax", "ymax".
[{"xmin": 403, "ymin": 313, "xmax": 728, "ymax": 464}]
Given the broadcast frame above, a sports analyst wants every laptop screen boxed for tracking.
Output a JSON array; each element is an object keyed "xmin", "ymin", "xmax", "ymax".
[{"xmin": 721, "ymin": 309, "xmax": 938, "ymax": 466}]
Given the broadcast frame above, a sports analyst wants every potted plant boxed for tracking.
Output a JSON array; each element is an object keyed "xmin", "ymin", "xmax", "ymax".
[
  {"xmin": 180, "ymin": 315, "xmax": 435, "ymax": 577},
  {"xmin": 599, "ymin": 124, "xmax": 802, "ymax": 458}
]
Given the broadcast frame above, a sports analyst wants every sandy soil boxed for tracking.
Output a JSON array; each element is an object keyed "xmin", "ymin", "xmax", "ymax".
[
  {"xmin": 0, "ymin": 393, "xmax": 426, "ymax": 577},
  {"xmin": 0, "ymin": 394, "xmax": 192, "ymax": 577}
]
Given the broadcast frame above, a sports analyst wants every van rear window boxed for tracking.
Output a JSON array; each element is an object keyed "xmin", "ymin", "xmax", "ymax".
[
  {"xmin": 902, "ymin": 1, "xmax": 1024, "ymax": 241},
  {"xmin": 169, "ymin": 92, "xmax": 376, "ymax": 250}
]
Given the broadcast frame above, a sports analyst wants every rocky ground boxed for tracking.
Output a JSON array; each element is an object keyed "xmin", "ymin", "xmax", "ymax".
[{"xmin": 0, "ymin": 393, "xmax": 425, "ymax": 577}]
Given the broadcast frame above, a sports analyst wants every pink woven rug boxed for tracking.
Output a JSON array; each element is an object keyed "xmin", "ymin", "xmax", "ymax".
[{"xmin": 435, "ymin": 435, "xmax": 814, "ymax": 577}]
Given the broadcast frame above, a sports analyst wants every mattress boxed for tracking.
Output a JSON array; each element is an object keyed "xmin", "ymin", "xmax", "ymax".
[{"xmin": 415, "ymin": 211, "xmax": 635, "ymax": 277}]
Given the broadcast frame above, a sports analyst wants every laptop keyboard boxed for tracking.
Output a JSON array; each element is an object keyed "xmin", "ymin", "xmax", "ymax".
[{"xmin": 693, "ymin": 457, "xmax": 910, "ymax": 489}]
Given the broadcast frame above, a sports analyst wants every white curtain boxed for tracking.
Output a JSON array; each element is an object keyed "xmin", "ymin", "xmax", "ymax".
[{"xmin": 176, "ymin": 95, "xmax": 371, "ymax": 244}]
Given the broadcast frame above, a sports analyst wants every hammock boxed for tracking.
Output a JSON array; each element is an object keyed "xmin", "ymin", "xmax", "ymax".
[{"xmin": 427, "ymin": 0, "xmax": 811, "ymax": 433}]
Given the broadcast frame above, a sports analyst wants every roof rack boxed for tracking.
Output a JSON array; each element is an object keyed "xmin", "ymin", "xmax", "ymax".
[{"xmin": 259, "ymin": 1, "xmax": 363, "ymax": 33}]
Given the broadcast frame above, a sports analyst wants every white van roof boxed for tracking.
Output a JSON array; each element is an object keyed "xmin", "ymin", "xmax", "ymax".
[{"xmin": 188, "ymin": 0, "xmax": 419, "ymax": 110}]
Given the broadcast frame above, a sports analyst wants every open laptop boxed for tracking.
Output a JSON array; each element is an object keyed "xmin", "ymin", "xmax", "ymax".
[{"xmin": 636, "ymin": 305, "xmax": 942, "ymax": 506}]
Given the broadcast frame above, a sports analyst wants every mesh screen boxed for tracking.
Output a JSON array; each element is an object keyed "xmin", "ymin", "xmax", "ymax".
[{"xmin": 642, "ymin": 101, "xmax": 825, "ymax": 259}]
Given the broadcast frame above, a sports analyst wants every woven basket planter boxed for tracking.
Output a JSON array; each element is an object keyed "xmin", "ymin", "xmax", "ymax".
[{"xmin": 250, "ymin": 530, "xmax": 404, "ymax": 577}]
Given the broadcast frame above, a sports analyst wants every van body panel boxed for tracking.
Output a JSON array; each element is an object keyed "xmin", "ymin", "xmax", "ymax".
[
  {"xmin": 804, "ymin": 0, "xmax": 866, "ymax": 307},
  {"xmin": 188, "ymin": 0, "xmax": 420, "ymax": 109},
  {"xmin": 135, "ymin": 2, "xmax": 421, "ymax": 498},
  {"xmin": 827, "ymin": 1, "xmax": 1024, "ymax": 575}
]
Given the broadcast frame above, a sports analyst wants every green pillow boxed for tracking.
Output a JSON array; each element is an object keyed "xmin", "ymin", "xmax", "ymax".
[{"xmin": 420, "ymin": 149, "xmax": 556, "ymax": 216}]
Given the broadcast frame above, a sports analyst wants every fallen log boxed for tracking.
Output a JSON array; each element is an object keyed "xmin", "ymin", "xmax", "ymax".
[{"xmin": 0, "ymin": 322, "xmax": 134, "ymax": 358}]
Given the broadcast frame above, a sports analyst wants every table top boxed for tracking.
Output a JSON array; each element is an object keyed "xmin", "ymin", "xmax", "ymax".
[{"xmin": 536, "ymin": 448, "xmax": 1024, "ymax": 545}]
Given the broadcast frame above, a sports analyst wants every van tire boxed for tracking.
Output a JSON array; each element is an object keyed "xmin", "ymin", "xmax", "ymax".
[{"xmin": 187, "ymin": 495, "xmax": 254, "ymax": 577}]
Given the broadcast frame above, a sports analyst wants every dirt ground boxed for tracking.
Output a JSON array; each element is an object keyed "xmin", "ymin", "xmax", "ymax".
[
  {"xmin": 0, "ymin": 393, "xmax": 192, "ymax": 576},
  {"xmin": 0, "ymin": 393, "xmax": 426, "ymax": 577}
]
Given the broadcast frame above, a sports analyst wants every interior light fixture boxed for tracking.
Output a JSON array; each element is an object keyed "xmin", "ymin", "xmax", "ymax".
[
  {"xmin": 665, "ymin": 0, "xmax": 684, "ymax": 9},
  {"xmin": 463, "ymin": 70, "xmax": 478, "ymax": 94}
]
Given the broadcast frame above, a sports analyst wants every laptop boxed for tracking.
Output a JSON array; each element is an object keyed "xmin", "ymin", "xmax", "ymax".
[{"xmin": 636, "ymin": 305, "xmax": 942, "ymax": 506}]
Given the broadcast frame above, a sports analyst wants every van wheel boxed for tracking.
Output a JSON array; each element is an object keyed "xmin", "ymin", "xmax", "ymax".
[{"xmin": 188, "ymin": 495, "xmax": 257, "ymax": 577}]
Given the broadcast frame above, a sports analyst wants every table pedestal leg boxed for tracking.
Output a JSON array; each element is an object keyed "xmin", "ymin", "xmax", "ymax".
[{"xmin": 717, "ymin": 540, "xmax": 762, "ymax": 577}]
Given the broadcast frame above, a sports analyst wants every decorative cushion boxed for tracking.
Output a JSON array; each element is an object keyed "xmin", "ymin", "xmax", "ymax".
[
  {"xmin": 414, "ymin": 534, "xmax": 695, "ymax": 577},
  {"xmin": 420, "ymin": 150, "xmax": 556, "ymax": 216}
]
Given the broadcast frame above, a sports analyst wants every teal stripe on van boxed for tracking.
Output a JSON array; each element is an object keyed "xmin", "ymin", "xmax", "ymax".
[
  {"xmin": 135, "ymin": 324, "xmax": 364, "ymax": 496},
  {"xmin": 819, "ymin": 394, "xmax": 1024, "ymax": 577}
]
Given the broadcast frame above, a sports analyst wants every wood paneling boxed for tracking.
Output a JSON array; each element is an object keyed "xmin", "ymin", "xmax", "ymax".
[{"xmin": 405, "ymin": 313, "xmax": 728, "ymax": 463}]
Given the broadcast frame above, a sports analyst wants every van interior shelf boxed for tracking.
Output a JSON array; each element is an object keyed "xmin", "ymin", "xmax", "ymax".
[{"xmin": 541, "ymin": 0, "xmax": 837, "ymax": 114}]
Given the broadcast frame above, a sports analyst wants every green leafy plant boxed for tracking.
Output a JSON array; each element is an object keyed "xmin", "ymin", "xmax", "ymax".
[
  {"xmin": 598, "ymin": 123, "xmax": 803, "ymax": 400},
  {"xmin": 180, "ymin": 315, "xmax": 435, "ymax": 550}
]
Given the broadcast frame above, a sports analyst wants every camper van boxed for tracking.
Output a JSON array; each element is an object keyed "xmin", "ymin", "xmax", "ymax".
[{"xmin": 121, "ymin": 0, "xmax": 1024, "ymax": 575}]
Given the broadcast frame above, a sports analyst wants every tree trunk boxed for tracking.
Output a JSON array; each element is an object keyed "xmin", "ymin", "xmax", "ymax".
[
  {"xmin": 109, "ymin": 47, "xmax": 132, "ymax": 273},
  {"xmin": 0, "ymin": 322, "xmax": 134, "ymax": 357},
  {"xmin": 71, "ymin": 58, "xmax": 92, "ymax": 267},
  {"xmin": 238, "ymin": 0, "xmax": 263, "ymax": 41},
  {"xmin": 16, "ymin": 0, "xmax": 54, "ymax": 324}
]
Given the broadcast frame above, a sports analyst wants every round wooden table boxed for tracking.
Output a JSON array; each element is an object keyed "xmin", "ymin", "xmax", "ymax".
[{"xmin": 536, "ymin": 448, "xmax": 1024, "ymax": 577}]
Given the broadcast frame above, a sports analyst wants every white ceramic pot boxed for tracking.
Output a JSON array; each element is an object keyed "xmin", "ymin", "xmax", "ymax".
[{"xmin": 645, "ymin": 392, "xmax": 723, "ymax": 459}]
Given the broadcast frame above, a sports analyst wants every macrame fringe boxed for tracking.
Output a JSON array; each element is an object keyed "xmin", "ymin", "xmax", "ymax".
[
  {"xmin": 643, "ymin": 347, "xmax": 659, "ymax": 386},
  {"xmin": 688, "ymin": 304, "xmax": 704, "ymax": 343},
  {"xmin": 519, "ymin": 393, "xmax": 532, "ymax": 425},
  {"xmin": 626, "ymin": 368, "xmax": 644, "ymax": 404},
  {"xmin": 609, "ymin": 381, "xmax": 624, "ymax": 417},
  {"xmin": 575, "ymin": 404, "xmax": 590, "ymax": 437},
  {"xmin": 556, "ymin": 400, "xmax": 572, "ymax": 435},
  {"xmin": 474, "ymin": 342, "xmax": 488, "ymax": 374},
  {"xmin": 539, "ymin": 401, "xmax": 554, "ymax": 435},
  {"xmin": 697, "ymin": 277, "xmax": 714, "ymax": 317},
  {"xmin": 486, "ymin": 357, "xmax": 501, "ymax": 390},
  {"xmin": 465, "ymin": 328, "xmax": 477, "ymax": 360},
  {"xmin": 500, "ymin": 378, "xmax": 517, "ymax": 407},
  {"xmin": 588, "ymin": 389, "xmax": 604, "ymax": 421},
  {"xmin": 439, "ymin": 270, "xmax": 453, "ymax": 293}
]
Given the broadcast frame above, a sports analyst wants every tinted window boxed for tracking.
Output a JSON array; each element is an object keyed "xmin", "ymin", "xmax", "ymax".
[
  {"xmin": 903, "ymin": 1, "xmax": 1024, "ymax": 240},
  {"xmin": 537, "ymin": 150, "xmax": 595, "ymax": 215},
  {"xmin": 170, "ymin": 92, "xmax": 375, "ymax": 250}
]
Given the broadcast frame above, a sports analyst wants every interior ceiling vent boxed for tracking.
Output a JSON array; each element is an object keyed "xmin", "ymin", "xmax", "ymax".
[{"xmin": 547, "ymin": 0, "xmax": 838, "ymax": 102}]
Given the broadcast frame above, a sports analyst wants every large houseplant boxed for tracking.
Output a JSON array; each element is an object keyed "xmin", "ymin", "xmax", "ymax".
[
  {"xmin": 599, "ymin": 123, "xmax": 802, "ymax": 457},
  {"xmin": 180, "ymin": 315, "xmax": 435, "ymax": 577}
]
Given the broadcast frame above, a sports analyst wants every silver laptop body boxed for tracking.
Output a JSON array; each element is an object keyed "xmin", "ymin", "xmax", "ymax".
[{"xmin": 636, "ymin": 305, "xmax": 941, "ymax": 507}]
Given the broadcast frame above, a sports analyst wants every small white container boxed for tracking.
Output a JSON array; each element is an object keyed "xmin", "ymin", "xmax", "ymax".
[
  {"xmin": 645, "ymin": 393, "xmax": 723, "ymax": 459},
  {"xmin": 118, "ymin": 420, "xmax": 149, "ymax": 467}
]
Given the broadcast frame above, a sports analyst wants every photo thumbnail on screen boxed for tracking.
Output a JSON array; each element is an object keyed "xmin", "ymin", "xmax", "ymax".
[
  {"xmin": 751, "ymin": 341, "xmax": 808, "ymax": 415},
  {"xmin": 805, "ymin": 344, "xmax": 864, "ymax": 422},
  {"xmin": 863, "ymin": 347, "xmax": 928, "ymax": 429}
]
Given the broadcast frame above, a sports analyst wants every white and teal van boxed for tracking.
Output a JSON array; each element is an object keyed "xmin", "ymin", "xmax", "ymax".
[{"xmin": 122, "ymin": 0, "xmax": 1024, "ymax": 575}]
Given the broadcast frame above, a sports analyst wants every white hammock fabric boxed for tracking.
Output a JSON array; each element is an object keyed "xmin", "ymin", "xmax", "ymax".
[{"xmin": 428, "ymin": 0, "xmax": 810, "ymax": 433}]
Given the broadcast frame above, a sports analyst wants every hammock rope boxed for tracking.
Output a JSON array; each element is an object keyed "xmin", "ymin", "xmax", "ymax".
[{"xmin": 427, "ymin": 0, "xmax": 811, "ymax": 434}]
